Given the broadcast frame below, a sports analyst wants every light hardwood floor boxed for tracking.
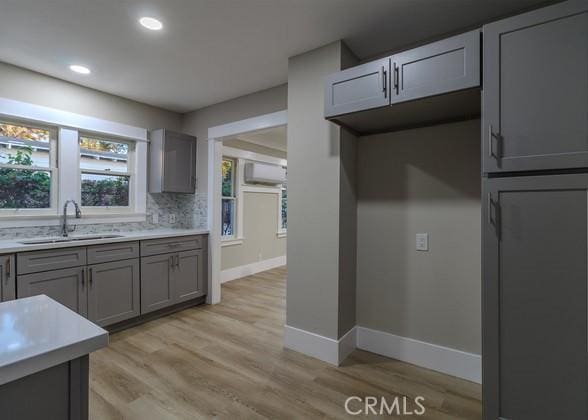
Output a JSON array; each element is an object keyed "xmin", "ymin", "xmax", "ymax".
[{"xmin": 90, "ymin": 266, "xmax": 481, "ymax": 419}]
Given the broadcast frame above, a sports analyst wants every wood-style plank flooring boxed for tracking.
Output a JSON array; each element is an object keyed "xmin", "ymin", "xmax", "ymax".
[{"xmin": 90, "ymin": 266, "xmax": 481, "ymax": 419}]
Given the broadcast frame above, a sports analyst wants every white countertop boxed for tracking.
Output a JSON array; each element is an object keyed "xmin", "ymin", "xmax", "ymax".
[
  {"xmin": 0, "ymin": 295, "xmax": 108, "ymax": 385},
  {"xmin": 0, "ymin": 228, "xmax": 209, "ymax": 254}
]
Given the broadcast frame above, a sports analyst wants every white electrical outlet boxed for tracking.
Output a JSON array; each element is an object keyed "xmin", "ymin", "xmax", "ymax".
[
  {"xmin": 168, "ymin": 214, "xmax": 176, "ymax": 224},
  {"xmin": 416, "ymin": 233, "xmax": 429, "ymax": 251},
  {"xmin": 152, "ymin": 213, "xmax": 159, "ymax": 224}
]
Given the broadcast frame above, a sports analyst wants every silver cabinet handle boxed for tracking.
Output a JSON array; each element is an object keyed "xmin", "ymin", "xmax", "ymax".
[
  {"xmin": 81, "ymin": 268, "xmax": 85, "ymax": 288},
  {"xmin": 5, "ymin": 258, "xmax": 10, "ymax": 278},
  {"xmin": 175, "ymin": 255, "xmax": 180, "ymax": 268},
  {"xmin": 169, "ymin": 255, "xmax": 174, "ymax": 269},
  {"xmin": 393, "ymin": 63, "xmax": 399, "ymax": 93},
  {"xmin": 488, "ymin": 124, "xmax": 501, "ymax": 159},
  {"xmin": 381, "ymin": 66, "xmax": 387, "ymax": 98},
  {"xmin": 89, "ymin": 267, "xmax": 93, "ymax": 286},
  {"xmin": 487, "ymin": 193, "xmax": 501, "ymax": 238}
]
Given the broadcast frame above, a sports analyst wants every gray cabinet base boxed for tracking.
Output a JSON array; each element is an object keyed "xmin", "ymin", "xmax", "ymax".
[
  {"xmin": 106, "ymin": 295, "xmax": 206, "ymax": 333},
  {"xmin": 0, "ymin": 356, "xmax": 89, "ymax": 420}
]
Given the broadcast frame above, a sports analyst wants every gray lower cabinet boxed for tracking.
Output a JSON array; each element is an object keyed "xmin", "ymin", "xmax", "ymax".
[
  {"xmin": 483, "ymin": 1, "xmax": 588, "ymax": 173},
  {"xmin": 149, "ymin": 129, "xmax": 197, "ymax": 194},
  {"xmin": 324, "ymin": 57, "xmax": 390, "ymax": 118},
  {"xmin": 483, "ymin": 173, "xmax": 588, "ymax": 420},
  {"xmin": 140, "ymin": 253, "xmax": 175, "ymax": 314},
  {"xmin": 140, "ymin": 248, "xmax": 206, "ymax": 314},
  {"xmin": 87, "ymin": 259, "xmax": 140, "ymax": 326},
  {"xmin": 17, "ymin": 267, "xmax": 88, "ymax": 317},
  {"xmin": 391, "ymin": 30, "xmax": 480, "ymax": 104},
  {"xmin": 0, "ymin": 254, "xmax": 15, "ymax": 301},
  {"xmin": 175, "ymin": 249, "xmax": 205, "ymax": 303}
]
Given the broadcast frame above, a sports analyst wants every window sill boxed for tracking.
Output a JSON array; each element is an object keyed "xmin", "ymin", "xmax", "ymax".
[
  {"xmin": 221, "ymin": 237, "xmax": 244, "ymax": 247},
  {"xmin": 0, "ymin": 213, "xmax": 146, "ymax": 228},
  {"xmin": 277, "ymin": 231, "xmax": 287, "ymax": 239}
]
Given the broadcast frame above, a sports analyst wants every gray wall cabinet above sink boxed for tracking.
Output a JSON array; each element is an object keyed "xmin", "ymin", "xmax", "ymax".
[
  {"xmin": 149, "ymin": 129, "xmax": 197, "ymax": 194},
  {"xmin": 324, "ymin": 30, "xmax": 481, "ymax": 134},
  {"xmin": 482, "ymin": 2, "xmax": 588, "ymax": 174},
  {"xmin": 0, "ymin": 255, "xmax": 15, "ymax": 301}
]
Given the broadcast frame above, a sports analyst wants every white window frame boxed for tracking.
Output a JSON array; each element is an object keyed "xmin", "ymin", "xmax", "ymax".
[
  {"xmin": 221, "ymin": 146, "xmax": 287, "ymax": 247},
  {"xmin": 278, "ymin": 176, "xmax": 287, "ymax": 238},
  {"xmin": 221, "ymin": 156, "xmax": 239, "ymax": 243},
  {"xmin": 0, "ymin": 98, "xmax": 148, "ymax": 228},
  {"xmin": 0, "ymin": 118, "xmax": 58, "ymax": 217},
  {"xmin": 78, "ymin": 134, "xmax": 136, "ymax": 214}
]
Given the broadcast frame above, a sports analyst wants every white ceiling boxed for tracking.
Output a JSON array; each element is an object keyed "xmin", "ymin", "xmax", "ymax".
[{"xmin": 0, "ymin": 0, "xmax": 552, "ymax": 113}]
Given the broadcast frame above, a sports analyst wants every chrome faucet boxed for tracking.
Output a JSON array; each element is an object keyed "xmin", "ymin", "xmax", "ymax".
[{"xmin": 61, "ymin": 200, "xmax": 82, "ymax": 237}]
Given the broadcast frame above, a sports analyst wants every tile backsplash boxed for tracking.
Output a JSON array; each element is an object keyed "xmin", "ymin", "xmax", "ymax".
[{"xmin": 0, "ymin": 193, "xmax": 207, "ymax": 240}]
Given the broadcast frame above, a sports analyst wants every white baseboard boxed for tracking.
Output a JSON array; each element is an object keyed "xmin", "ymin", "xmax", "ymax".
[
  {"xmin": 356, "ymin": 327, "xmax": 481, "ymax": 384},
  {"xmin": 221, "ymin": 255, "xmax": 286, "ymax": 283},
  {"xmin": 284, "ymin": 325, "xmax": 356, "ymax": 366}
]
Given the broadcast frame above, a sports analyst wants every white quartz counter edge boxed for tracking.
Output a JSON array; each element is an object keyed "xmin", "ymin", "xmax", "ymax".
[
  {"xmin": 0, "ymin": 228, "xmax": 209, "ymax": 254},
  {"xmin": 0, "ymin": 295, "xmax": 109, "ymax": 385}
]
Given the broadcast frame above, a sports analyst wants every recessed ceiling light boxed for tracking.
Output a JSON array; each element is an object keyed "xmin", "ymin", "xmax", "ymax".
[
  {"xmin": 69, "ymin": 65, "xmax": 91, "ymax": 75},
  {"xmin": 139, "ymin": 17, "xmax": 163, "ymax": 31}
]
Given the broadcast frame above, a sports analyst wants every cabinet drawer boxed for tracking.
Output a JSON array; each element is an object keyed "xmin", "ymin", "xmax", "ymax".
[
  {"xmin": 140, "ymin": 235, "xmax": 203, "ymax": 257},
  {"xmin": 17, "ymin": 247, "xmax": 87, "ymax": 275},
  {"xmin": 87, "ymin": 241, "xmax": 139, "ymax": 264}
]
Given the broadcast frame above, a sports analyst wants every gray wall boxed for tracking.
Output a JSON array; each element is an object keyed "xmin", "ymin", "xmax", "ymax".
[
  {"xmin": 0, "ymin": 62, "xmax": 182, "ymax": 130},
  {"xmin": 287, "ymin": 41, "xmax": 357, "ymax": 340},
  {"xmin": 224, "ymin": 138, "xmax": 286, "ymax": 159},
  {"xmin": 0, "ymin": 62, "xmax": 206, "ymax": 236},
  {"xmin": 356, "ymin": 119, "xmax": 481, "ymax": 354},
  {"xmin": 221, "ymin": 192, "xmax": 286, "ymax": 270},
  {"xmin": 182, "ymin": 84, "xmax": 287, "ymax": 194}
]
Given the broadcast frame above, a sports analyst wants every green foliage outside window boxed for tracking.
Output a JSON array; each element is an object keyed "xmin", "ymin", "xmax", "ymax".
[{"xmin": 0, "ymin": 148, "xmax": 51, "ymax": 208}]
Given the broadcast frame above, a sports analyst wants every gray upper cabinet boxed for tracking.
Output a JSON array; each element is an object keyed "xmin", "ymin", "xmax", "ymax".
[
  {"xmin": 17, "ymin": 267, "xmax": 87, "ymax": 317},
  {"xmin": 483, "ymin": 1, "xmax": 588, "ymax": 173},
  {"xmin": 483, "ymin": 173, "xmax": 588, "ymax": 420},
  {"xmin": 324, "ymin": 57, "xmax": 390, "ymax": 118},
  {"xmin": 149, "ymin": 129, "xmax": 197, "ymax": 194},
  {"xmin": 87, "ymin": 259, "xmax": 140, "ymax": 327},
  {"xmin": 140, "ymin": 253, "xmax": 175, "ymax": 314},
  {"xmin": 0, "ymin": 254, "xmax": 15, "ymax": 301},
  {"xmin": 391, "ymin": 30, "xmax": 480, "ymax": 104},
  {"xmin": 174, "ymin": 249, "xmax": 205, "ymax": 303}
]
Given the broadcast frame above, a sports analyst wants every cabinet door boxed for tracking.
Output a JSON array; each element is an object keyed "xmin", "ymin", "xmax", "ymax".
[
  {"xmin": 174, "ymin": 250, "xmax": 204, "ymax": 303},
  {"xmin": 0, "ymin": 255, "xmax": 15, "ymax": 301},
  {"xmin": 17, "ymin": 267, "xmax": 87, "ymax": 317},
  {"xmin": 324, "ymin": 57, "xmax": 390, "ymax": 118},
  {"xmin": 391, "ymin": 30, "xmax": 480, "ymax": 104},
  {"xmin": 163, "ymin": 131, "xmax": 196, "ymax": 193},
  {"xmin": 483, "ymin": 174, "xmax": 588, "ymax": 420},
  {"xmin": 140, "ymin": 253, "xmax": 174, "ymax": 314},
  {"xmin": 87, "ymin": 259, "xmax": 140, "ymax": 327},
  {"xmin": 483, "ymin": 2, "xmax": 588, "ymax": 173}
]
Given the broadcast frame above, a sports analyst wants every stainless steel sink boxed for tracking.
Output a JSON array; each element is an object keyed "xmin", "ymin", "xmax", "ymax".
[{"xmin": 20, "ymin": 234, "xmax": 124, "ymax": 245}]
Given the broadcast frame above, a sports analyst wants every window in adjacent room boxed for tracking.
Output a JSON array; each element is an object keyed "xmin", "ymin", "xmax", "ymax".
[
  {"xmin": 279, "ymin": 173, "xmax": 287, "ymax": 233},
  {"xmin": 221, "ymin": 157, "xmax": 237, "ymax": 238},
  {"xmin": 79, "ymin": 135, "xmax": 134, "ymax": 208},
  {"xmin": 0, "ymin": 120, "xmax": 57, "ymax": 211}
]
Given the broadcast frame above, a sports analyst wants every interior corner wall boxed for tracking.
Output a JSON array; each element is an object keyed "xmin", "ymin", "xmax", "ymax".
[
  {"xmin": 356, "ymin": 119, "xmax": 482, "ymax": 354},
  {"xmin": 181, "ymin": 84, "xmax": 288, "ymax": 195},
  {"xmin": 286, "ymin": 41, "xmax": 356, "ymax": 341}
]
